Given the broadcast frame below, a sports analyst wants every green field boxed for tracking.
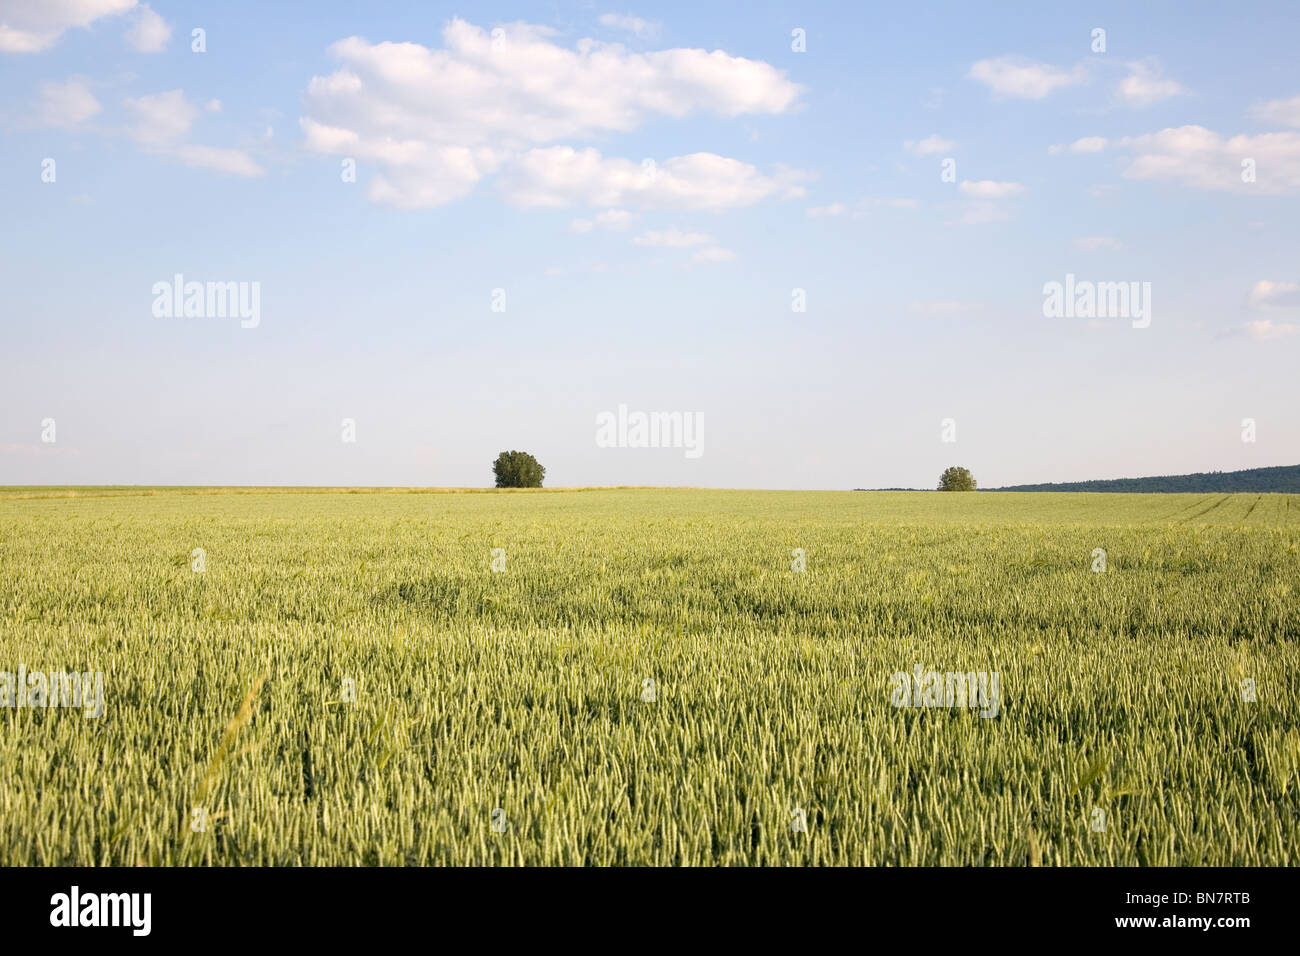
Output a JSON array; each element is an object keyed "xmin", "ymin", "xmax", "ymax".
[{"xmin": 1, "ymin": 487, "xmax": 1297, "ymax": 866}]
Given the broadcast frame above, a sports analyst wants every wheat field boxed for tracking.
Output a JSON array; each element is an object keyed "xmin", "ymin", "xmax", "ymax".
[{"xmin": 1, "ymin": 487, "xmax": 1296, "ymax": 865}]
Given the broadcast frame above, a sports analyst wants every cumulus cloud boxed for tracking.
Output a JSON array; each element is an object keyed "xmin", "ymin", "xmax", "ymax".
[
  {"xmin": 36, "ymin": 76, "xmax": 101, "ymax": 126},
  {"xmin": 170, "ymin": 144, "xmax": 266, "ymax": 177},
  {"xmin": 126, "ymin": 88, "xmax": 196, "ymax": 142},
  {"xmin": 904, "ymin": 134, "xmax": 954, "ymax": 155},
  {"xmin": 498, "ymin": 147, "xmax": 807, "ymax": 210},
  {"xmin": 299, "ymin": 19, "xmax": 804, "ymax": 209},
  {"xmin": 1248, "ymin": 280, "xmax": 1300, "ymax": 309},
  {"xmin": 126, "ymin": 89, "xmax": 264, "ymax": 176},
  {"xmin": 0, "ymin": 0, "xmax": 135, "ymax": 53},
  {"xmin": 1116, "ymin": 61, "xmax": 1187, "ymax": 107},
  {"xmin": 124, "ymin": 2, "xmax": 169, "ymax": 52},
  {"xmin": 306, "ymin": 22, "xmax": 800, "ymax": 145},
  {"xmin": 1108, "ymin": 125, "xmax": 1300, "ymax": 194},
  {"xmin": 1249, "ymin": 95, "xmax": 1300, "ymax": 128},
  {"xmin": 968, "ymin": 56, "xmax": 1087, "ymax": 99}
]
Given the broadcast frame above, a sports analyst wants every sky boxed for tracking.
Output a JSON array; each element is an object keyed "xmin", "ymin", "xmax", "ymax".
[{"xmin": 1, "ymin": 0, "xmax": 1297, "ymax": 489}]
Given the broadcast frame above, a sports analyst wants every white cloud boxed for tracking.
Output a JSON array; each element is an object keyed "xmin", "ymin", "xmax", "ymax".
[
  {"xmin": 126, "ymin": 89, "xmax": 264, "ymax": 176},
  {"xmin": 692, "ymin": 246, "xmax": 736, "ymax": 264},
  {"xmin": 904, "ymin": 134, "xmax": 954, "ymax": 155},
  {"xmin": 308, "ymin": 23, "xmax": 801, "ymax": 144},
  {"xmin": 499, "ymin": 147, "xmax": 807, "ymax": 210},
  {"xmin": 952, "ymin": 182, "xmax": 1022, "ymax": 226},
  {"xmin": 968, "ymin": 56, "xmax": 1086, "ymax": 99},
  {"xmin": 171, "ymin": 145, "xmax": 265, "ymax": 177},
  {"xmin": 1111, "ymin": 125, "xmax": 1300, "ymax": 194},
  {"xmin": 301, "ymin": 115, "xmax": 494, "ymax": 208},
  {"xmin": 1249, "ymin": 95, "xmax": 1300, "ymax": 129},
  {"xmin": 1245, "ymin": 319, "xmax": 1299, "ymax": 340},
  {"xmin": 1248, "ymin": 280, "xmax": 1300, "ymax": 309},
  {"xmin": 1074, "ymin": 236, "xmax": 1123, "ymax": 251},
  {"xmin": 299, "ymin": 19, "xmax": 803, "ymax": 209},
  {"xmin": 205, "ymin": 98, "xmax": 221, "ymax": 112},
  {"xmin": 633, "ymin": 227, "xmax": 714, "ymax": 247},
  {"xmin": 958, "ymin": 180, "xmax": 1024, "ymax": 198},
  {"xmin": 298, "ymin": 117, "xmax": 358, "ymax": 152},
  {"xmin": 36, "ymin": 76, "xmax": 101, "ymax": 127},
  {"xmin": 126, "ymin": 89, "xmax": 197, "ymax": 143},
  {"xmin": 598, "ymin": 13, "xmax": 659, "ymax": 39},
  {"xmin": 367, "ymin": 147, "xmax": 497, "ymax": 208},
  {"xmin": 0, "ymin": 0, "xmax": 135, "ymax": 53},
  {"xmin": 125, "ymin": 2, "xmax": 169, "ymax": 52},
  {"xmin": 1116, "ymin": 61, "xmax": 1187, "ymax": 107},
  {"xmin": 570, "ymin": 208, "xmax": 635, "ymax": 232}
]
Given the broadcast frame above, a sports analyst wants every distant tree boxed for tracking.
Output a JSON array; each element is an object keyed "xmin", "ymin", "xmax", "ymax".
[
  {"xmin": 938, "ymin": 466, "xmax": 977, "ymax": 491},
  {"xmin": 985, "ymin": 464, "xmax": 1300, "ymax": 494},
  {"xmin": 492, "ymin": 450, "xmax": 545, "ymax": 488}
]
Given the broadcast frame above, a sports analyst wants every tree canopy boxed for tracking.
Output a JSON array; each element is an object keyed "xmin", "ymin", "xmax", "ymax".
[
  {"xmin": 492, "ymin": 450, "xmax": 545, "ymax": 488},
  {"xmin": 938, "ymin": 466, "xmax": 977, "ymax": 491}
]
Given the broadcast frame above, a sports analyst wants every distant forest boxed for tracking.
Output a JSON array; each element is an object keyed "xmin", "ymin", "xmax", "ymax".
[{"xmin": 989, "ymin": 464, "xmax": 1300, "ymax": 494}]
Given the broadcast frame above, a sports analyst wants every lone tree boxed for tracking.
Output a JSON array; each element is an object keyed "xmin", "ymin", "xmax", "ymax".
[
  {"xmin": 492, "ymin": 450, "xmax": 545, "ymax": 488},
  {"xmin": 938, "ymin": 466, "xmax": 977, "ymax": 491}
]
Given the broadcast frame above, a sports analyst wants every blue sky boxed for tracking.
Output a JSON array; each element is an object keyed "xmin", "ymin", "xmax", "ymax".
[{"xmin": 2, "ymin": 0, "xmax": 1298, "ymax": 488}]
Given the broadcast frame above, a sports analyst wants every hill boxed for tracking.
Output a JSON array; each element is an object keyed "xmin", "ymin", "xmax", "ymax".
[{"xmin": 989, "ymin": 464, "xmax": 1300, "ymax": 493}]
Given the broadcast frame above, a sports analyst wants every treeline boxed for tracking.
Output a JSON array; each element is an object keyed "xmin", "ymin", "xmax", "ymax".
[{"xmin": 989, "ymin": 464, "xmax": 1300, "ymax": 494}]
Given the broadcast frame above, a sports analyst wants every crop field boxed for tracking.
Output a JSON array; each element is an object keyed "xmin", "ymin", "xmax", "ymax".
[{"xmin": 1, "ymin": 487, "xmax": 1297, "ymax": 866}]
